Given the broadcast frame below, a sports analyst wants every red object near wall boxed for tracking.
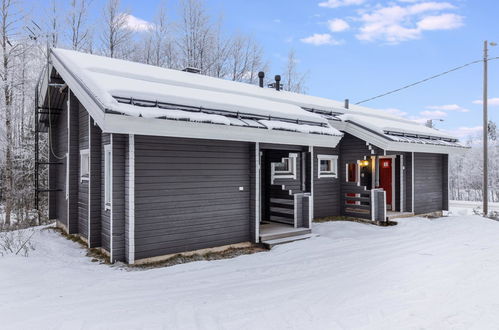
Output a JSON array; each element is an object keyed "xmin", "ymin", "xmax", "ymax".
[{"xmin": 379, "ymin": 158, "xmax": 392, "ymax": 207}]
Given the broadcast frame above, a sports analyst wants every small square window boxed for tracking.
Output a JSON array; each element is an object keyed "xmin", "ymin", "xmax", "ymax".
[
  {"xmin": 80, "ymin": 149, "xmax": 90, "ymax": 181},
  {"xmin": 318, "ymin": 155, "xmax": 338, "ymax": 178},
  {"xmin": 274, "ymin": 157, "xmax": 293, "ymax": 174},
  {"xmin": 271, "ymin": 153, "xmax": 298, "ymax": 183}
]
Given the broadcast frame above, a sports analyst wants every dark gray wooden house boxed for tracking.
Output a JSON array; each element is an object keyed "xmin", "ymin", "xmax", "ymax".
[{"xmin": 37, "ymin": 49, "xmax": 465, "ymax": 264}]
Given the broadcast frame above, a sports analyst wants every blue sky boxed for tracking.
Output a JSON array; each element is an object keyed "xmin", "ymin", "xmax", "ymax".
[{"xmin": 29, "ymin": 0, "xmax": 499, "ymax": 139}]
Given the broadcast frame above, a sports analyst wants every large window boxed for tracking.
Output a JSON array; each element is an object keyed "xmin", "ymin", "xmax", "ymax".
[
  {"xmin": 318, "ymin": 155, "xmax": 338, "ymax": 178},
  {"xmin": 104, "ymin": 145, "xmax": 112, "ymax": 210},
  {"xmin": 271, "ymin": 153, "xmax": 297, "ymax": 183},
  {"xmin": 80, "ymin": 149, "xmax": 89, "ymax": 182}
]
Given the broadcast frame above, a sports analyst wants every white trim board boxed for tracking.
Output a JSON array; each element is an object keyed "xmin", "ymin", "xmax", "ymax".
[
  {"xmin": 255, "ymin": 142, "xmax": 260, "ymax": 243},
  {"xmin": 87, "ymin": 119, "xmax": 91, "ymax": 247},
  {"xmin": 411, "ymin": 152, "xmax": 415, "ymax": 213},
  {"xmin": 128, "ymin": 134, "xmax": 135, "ymax": 264},
  {"xmin": 309, "ymin": 146, "xmax": 314, "ymax": 228}
]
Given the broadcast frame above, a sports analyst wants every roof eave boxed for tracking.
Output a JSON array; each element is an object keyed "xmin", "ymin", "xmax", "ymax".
[
  {"xmin": 330, "ymin": 120, "xmax": 467, "ymax": 154},
  {"xmin": 104, "ymin": 113, "xmax": 342, "ymax": 148}
]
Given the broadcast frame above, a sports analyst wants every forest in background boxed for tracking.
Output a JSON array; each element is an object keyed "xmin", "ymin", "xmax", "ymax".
[{"xmin": 0, "ymin": 0, "xmax": 497, "ymax": 227}]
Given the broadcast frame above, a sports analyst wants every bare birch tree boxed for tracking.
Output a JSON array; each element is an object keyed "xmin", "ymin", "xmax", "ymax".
[
  {"xmin": 66, "ymin": 0, "xmax": 92, "ymax": 51},
  {"xmin": 138, "ymin": 2, "xmax": 176, "ymax": 68},
  {"xmin": 101, "ymin": 0, "xmax": 131, "ymax": 58},
  {"xmin": 0, "ymin": 0, "xmax": 24, "ymax": 225},
  {"xmin": 177, "ymin": 0, "xmax": 214, "ymax": 73},
  {"xmin": 282, "ymin": 49, "xmax": 308, "ymax": 93}
]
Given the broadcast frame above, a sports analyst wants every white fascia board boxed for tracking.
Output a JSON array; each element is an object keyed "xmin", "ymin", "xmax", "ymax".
[
  {"xmin": 385, "ymin": 142, "xmax": 468, "ymax": 154},
  {"xmin": 50, "ymin": 52, "xmax": 106, "ymax": 127},
  {"xmin": 331, "ymin": 121, "xmax": 467, "ymax": 155},
  {"xmin": 103, "ymin": 114, "xmax": 342, "ymax": 148}
]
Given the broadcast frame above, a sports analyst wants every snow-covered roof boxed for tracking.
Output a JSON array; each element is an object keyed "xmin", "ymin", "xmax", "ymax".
[
  {"xmin": 43, "ymin": 48, "xmax": 343, "ymax": 147},
  {"xmin": 51, "ymin": 48, "xmax": 455, "ymax": 143},
  {"xmin": 43, "ymin": 48, "xmax": 464, "ymax": 152}
]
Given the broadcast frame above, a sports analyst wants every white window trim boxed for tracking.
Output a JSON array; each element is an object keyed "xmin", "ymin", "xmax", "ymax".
[
  {"xmin": 80, "ymin": 149, "xmax": 90, "ymax": 182},
  {"xmin": 104, "ymin": 144, "xmax": 112, "ymax": 211},
  {"xmin": 271, "ymin": 153, "xmax": 298, "ymax": 183},
  {"xmin": 317, "ymin": 154, "xmax": 338, "ymax": 178}
]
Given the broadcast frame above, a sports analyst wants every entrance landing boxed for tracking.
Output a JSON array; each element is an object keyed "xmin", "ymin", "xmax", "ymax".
[
  {"xmin": 259, "ymin": 222, "xmax": 312, "ymax": 244},
  {"xmin": 386, "ymin": 211, "xmax": 414, "ymax": 221}
]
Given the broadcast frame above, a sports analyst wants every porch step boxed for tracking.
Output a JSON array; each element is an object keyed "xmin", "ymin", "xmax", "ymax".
[
  {"xmin": 262, "ymin": 233, "xmax": 316, "ymax": 249},
  {"xmin": 259, "ymin": 228, "xmax": 311, "ymax": 241}
]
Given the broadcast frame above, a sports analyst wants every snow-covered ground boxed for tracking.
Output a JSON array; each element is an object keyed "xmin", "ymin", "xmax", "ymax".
[
  {"xmin": 450, "ymin": 200, "xmax": 499, "ymax": 216},
  {"xmin": 3, "ymin": 213, "xmax": 499, "ymax": 329}
]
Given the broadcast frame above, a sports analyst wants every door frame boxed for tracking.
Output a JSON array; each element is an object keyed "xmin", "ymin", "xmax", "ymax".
[{"xmin": 378, "ymin": 155, "xmax": 396, "ymax": 211}]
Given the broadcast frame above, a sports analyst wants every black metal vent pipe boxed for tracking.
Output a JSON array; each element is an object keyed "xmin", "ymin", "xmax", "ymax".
[
  {"xmin": 258, "ymin": 71, "xmax": 265, "ymax": 88},
  {"xmin": 275, "ymin": 75, "xmax": 281, "ymax": 91}
]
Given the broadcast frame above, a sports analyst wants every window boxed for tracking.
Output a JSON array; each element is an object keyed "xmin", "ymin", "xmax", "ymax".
[
  {"xmin": 80, "ymin": 149, "xmax": 90, "ymax": 181},
  {"xmin": 104, "ymin": 145, "xmax": 112, "ymax": 210},
  {"xmin": 346, "ymin": 163, "xmax": 357, "ymax": 183},
  {"xmin": 318, "ymin": 155, "xmax": 338, "ymax": 178},
  {"xmin": 271, "ymin": 153, "xmax": 297, "ymax": 183}
]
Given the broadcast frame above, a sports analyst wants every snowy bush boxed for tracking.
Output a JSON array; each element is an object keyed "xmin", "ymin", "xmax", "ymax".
[{"xmin": 0, "ymin": 227, "xmax": 36, "ymax": 257}]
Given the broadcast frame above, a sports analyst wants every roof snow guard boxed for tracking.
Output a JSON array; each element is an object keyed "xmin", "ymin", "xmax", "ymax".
[
  {"xmin": 112, "ymin": 96, "xmax": 337, "ymax": 136},
  {"xmin": 44, "ymin": 48, "xmax": 342, "ymax": 148}
]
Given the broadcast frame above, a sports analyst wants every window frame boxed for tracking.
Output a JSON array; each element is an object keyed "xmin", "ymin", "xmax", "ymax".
[
  {"xmin": 271, "ymin": 153, "xmax": 298, "ymax": 183},
  {"xmin": 104, "ymin": 144, "xmax": 112, "ymax": 211},
  {"xmin": 317, "ymin": 154, "xmax": 338, "ymax": 178},
  {"xmin": 80, "ymin": 149, "xmax": 90, "ymax": 182}
]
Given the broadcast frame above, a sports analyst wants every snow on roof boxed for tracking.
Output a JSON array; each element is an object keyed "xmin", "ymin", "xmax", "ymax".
[
  {"xmin": 338, "ymin": 113, "xmax": 457, "ymax": 141},
  {"xmin": 51, "ymin": 48, "xmax": 342, "ymax": 136},
  {"xmin": 51, "ymin": 48, "xmax": 458, "ymax": 142}
]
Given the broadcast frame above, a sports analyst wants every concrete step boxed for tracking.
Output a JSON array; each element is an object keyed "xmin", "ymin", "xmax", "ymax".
[
  {"xmin": 262, "ymin": 233, "xmax": 316, "ymax": 249},
  {"xmin": 259, "ymin": 228, "xmax": 311, "ymax": 241}
]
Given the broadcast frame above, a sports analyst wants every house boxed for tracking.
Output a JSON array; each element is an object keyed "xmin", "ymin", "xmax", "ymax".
[{"xmin": 36, "ymin": 48, "xmax": 466, "ymax": 264}]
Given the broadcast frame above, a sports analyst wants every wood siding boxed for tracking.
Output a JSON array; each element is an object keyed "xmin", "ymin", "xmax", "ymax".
[
  {"xmin": 67, "ymin": 92, "xmax": 79, "ymax": 234},
  {"xmin": 77, "ymin": 104, "xmax": 89, "ymax": 239},
  {"xmin": 414, "ymin": 153, "xmax": 446, "ymax": 214},
  {"xmin": 88, "ymin": 119, "xmax": 101, "ymax": 247},
  {"xmin": 133, "ymin": 136, "xmax": 251, "ymax": 260},
  {"xmin": 50, "ymin": 94, "xmax": 68, "ymax": 228},
  {"xmin": 339, "ymin": 134, "xmax": 376, "ymax": 216},
  {"xmin": 313, "ymin": 146, "xmax": 340, "ymax": 218},
  {"xmin": 112, "ymin": 134, "xmax": 127, "ymax": 262}
]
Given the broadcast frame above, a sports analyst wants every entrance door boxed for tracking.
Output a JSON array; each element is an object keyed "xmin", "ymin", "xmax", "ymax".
[{"xmin": 379, "ymin": 158, "xmax": 393, "ymax": 209}]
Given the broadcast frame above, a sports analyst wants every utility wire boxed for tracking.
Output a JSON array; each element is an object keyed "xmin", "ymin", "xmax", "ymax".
[{"xmin": 355, "ymin": 57, "xmax": 499, "ymax": 105}]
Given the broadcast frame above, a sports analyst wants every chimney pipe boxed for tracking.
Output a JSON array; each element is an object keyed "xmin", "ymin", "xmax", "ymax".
[
  {"xmin": 258, "ymin": 71, "xmax": 265, "ymax": 88},
  {"xmin": 344, "ymin": 98, "xmax": 349, "ymax": 109},
  {"xmin": 275, "ymin": 75, "xmax": 281, "ymax": 91}
]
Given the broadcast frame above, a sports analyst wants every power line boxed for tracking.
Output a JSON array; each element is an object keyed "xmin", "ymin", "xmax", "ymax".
[{"xmin": 355, "ymin": 57, "xmax": 499, "ymax": 105}]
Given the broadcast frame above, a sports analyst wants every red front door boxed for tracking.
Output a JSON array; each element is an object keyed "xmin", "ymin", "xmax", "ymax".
[{"xmin": 379, "ymin": 158, "xmax": 392, "ymax": 208}]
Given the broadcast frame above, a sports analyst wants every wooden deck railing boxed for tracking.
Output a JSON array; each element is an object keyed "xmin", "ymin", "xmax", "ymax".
[{"xmin": 342, "ymin": 186, "xmax": 386, "ymax": 222}]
